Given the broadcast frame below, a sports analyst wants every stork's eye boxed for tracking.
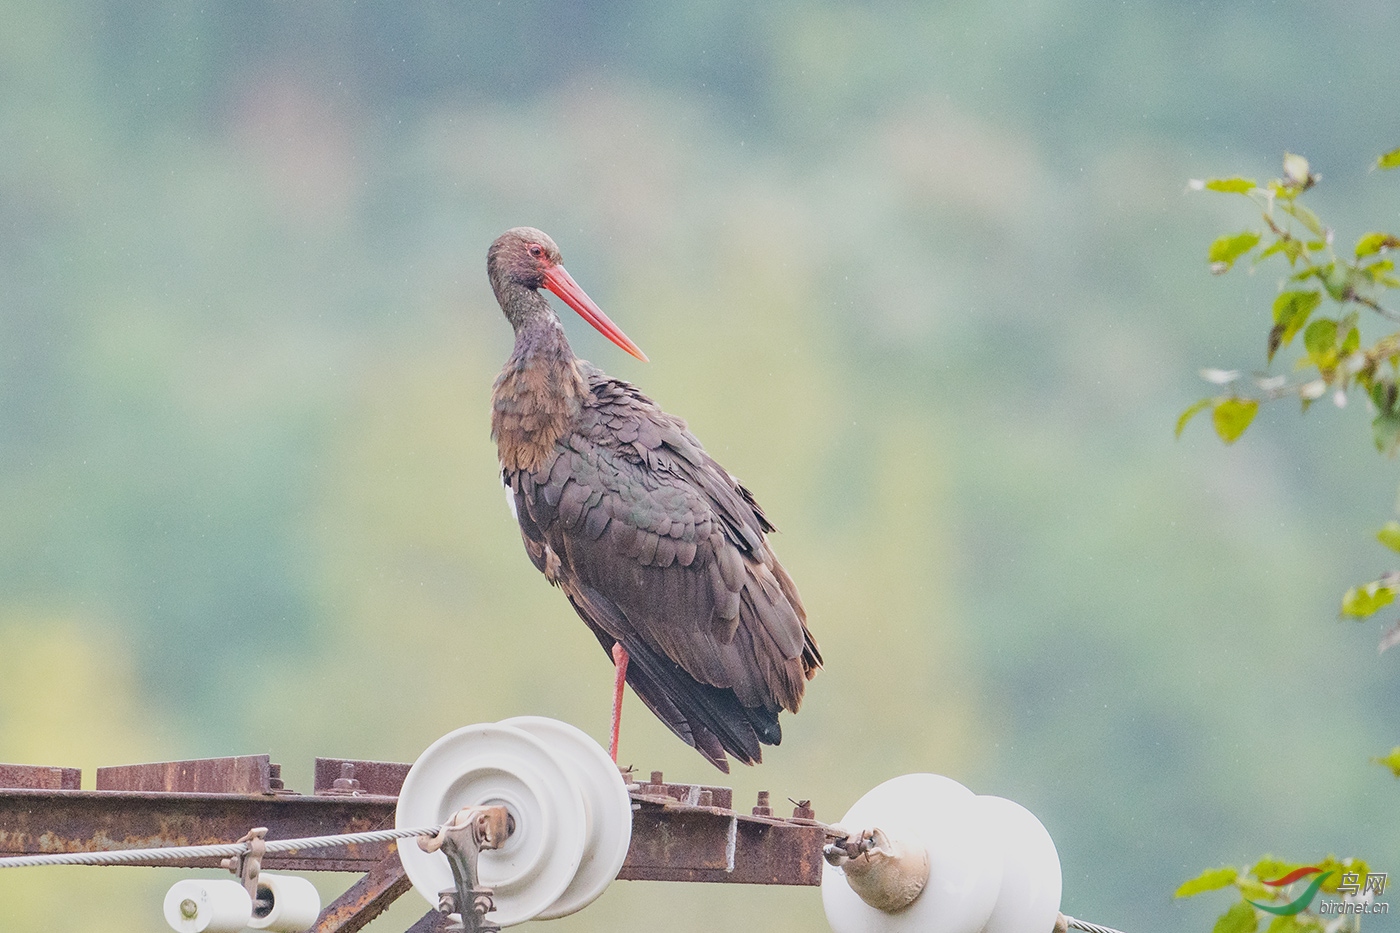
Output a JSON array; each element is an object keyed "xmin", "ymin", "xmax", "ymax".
[{"xmin": 528, "ymin": 244, "xmax": 545, "ymax": 259}]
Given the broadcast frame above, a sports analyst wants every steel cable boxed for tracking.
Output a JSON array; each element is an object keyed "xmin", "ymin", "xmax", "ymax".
[
  {"xmin": 0, "ymin": 825, "xmax": 440, "ymax": 869},
  {"xmin": 2, "ymin": 828, "xmax": 1137, "ymax": 933},
  {"xmin": 1066, "ymin": 915, "xmax": 1130, "ymax": 933}
]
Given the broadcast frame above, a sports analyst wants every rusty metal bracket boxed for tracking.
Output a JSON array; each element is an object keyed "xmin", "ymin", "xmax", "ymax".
[
  {"xmin": 416, "ymin": 806, "xmax": 511, "ymax": 933},
  {"xmin": 311, "ymin": 846, "xmax": 414, "ymax": 933},
  {"xmin": 822, "ymin": 828, "xmax": 870, "ymax": 865}
]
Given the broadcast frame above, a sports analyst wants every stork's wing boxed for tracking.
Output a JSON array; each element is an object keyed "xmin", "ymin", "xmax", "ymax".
[{"xmin": 506, "ymin": 372, "xmax": 820, "ymax": 769}]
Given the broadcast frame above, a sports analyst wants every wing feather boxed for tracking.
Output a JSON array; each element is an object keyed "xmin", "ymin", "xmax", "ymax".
[{"xmin": 505, "ymin": 368, "xmax": 820, "ymax": 769}]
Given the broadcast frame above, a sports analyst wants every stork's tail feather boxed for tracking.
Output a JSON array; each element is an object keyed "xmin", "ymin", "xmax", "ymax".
[
  {"xmin": 618, "ymin": 637, "xmax": 782, "ymax": 772},
  {"xmin": 742, "ymin": 704, "xmax": 782, "ymax": 746}
]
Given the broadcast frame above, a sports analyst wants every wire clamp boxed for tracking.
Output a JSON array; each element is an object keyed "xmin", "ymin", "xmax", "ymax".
[
  {"xmin": 219, "ymin": 826, "xmax": 268, "ymax": 902},
  {"xmin": 418, "ymin": 806, "xmax": 512, "ymax": 933}
]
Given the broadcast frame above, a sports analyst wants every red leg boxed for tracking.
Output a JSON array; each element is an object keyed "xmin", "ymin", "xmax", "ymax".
[{"xmin": 609, "ymin": 642, "xmax": 629, "ymax": 763}]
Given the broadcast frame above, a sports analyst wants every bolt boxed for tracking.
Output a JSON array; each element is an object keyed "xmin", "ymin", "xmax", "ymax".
[
  {"xmin": 333, "ymin": 762, "xmax": 361, "ymax": 792},
  {"xmin": 790, "ymin": 798, "xmax": 815, "ymax": 820},
  {"xmin": 697, "ymin": 789, "xmax": 713, "ymax": 807},
  {"xmin": 752, "ymin": 790, "xmax": 773, "ymax": 817},
  {"xmin": 649, "ymin": 770, "xmax": 664, "ymax": 786},
  {"xmin": 179, "ymin": 898, "xmax": 199, "ymax": 920},
  {"xmin": 268, "ymin": 763, "xmax": 284, "ymax": 792},
  {"xmin": 322, "ymin": 761, "xmax": 362, "ymax": 796}
]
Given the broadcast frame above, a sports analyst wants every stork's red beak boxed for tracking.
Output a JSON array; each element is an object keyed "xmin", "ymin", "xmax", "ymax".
[{"xmin": 541, "ymin": 264, "xmax": 649, "ymax": 362}]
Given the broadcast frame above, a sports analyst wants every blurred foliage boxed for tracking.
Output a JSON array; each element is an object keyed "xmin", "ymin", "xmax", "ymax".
[
  {"xmin": 1179, "ymin": 149, "xmax": 1400, "ymax": 726},
  {"xmin": 1178, "ymin": 152, "xmax": 1400, "ymax": 929},
  {"xmin": 1176, "ymin": 857, "xmax": 1383, "ymax": 933},
  {"xmin": 1178, "ymin": 152, "xmax": 1400, "ymax": 455},
  {"xmin": 3, "ymin": 3, "xmax": 1400, "ymax": 932}
]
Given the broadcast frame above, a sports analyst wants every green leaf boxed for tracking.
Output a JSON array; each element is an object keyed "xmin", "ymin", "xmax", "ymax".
[
  {"xmin": 1265, "ymin": 915, "xmax": 1320, "ymax": 933},
  {"xmin": 1236, "ymin": 878, "xmax": 1276, "ymax": 902},
  {"xmin": 1378, "ymin": 147, "xmax": 1400, "ymax": 171},
  {"xmin": 1213, "ymin": 398, "xmax": 1259, "ymax": 444},
  {"xmin": 1361, "ymin": 259, "xmax": 1396, "ymax": 283},
  {"xmin": 1279, "ymin": 201, "xmax": 1324, "ymax": 237},
  {"xmin": 1303, "ymin": 319, "xmax": 1336, "ymax": 358},
  {"xmin": 1214, "ymin": 900, "xmax": 1259, "ymax": 933},
  {"xmin": 1369, "ymin": 379, "xmax": 1396, "ymax": 413},
  {"xmin": 1314, "ymin": 857, "xmax": 1368, "ymax": 894},
  {"xmin": 1321, "ymin": 264, "xmax": 1353, "ymax": 302},
  {"xmin": 1250, "ymin": 859, "xmax": 1302, "ymax": 885},
  {"xmin": 1272, "ymin": 291, "xmax": 1321, "ymax": 325},
  {"xmin": 1176, "ymin": 398, "xmax": 1213, "ymax": 438},
  {"xmin": 1205, "ymin": 177, "xmax": 1258, "ymax": 194},
  {"xmin": 1270, "ymin": 291, "xmax": 1320, "ymax": 357},
  {"xmin": 1340, "ymin": 325, "xmax": 1360, "ymax": 356},
  {"xmin": 1355, "ymin": 232, "xmax": 1400, "ymax": 257},
  {"xmin": 1341, "ymin": 581, "xmax": 1395, "ymax": 618},
  {"xmin": 1374, "ymin": 410, "xmax": 1400, "ymax": 454},
  {"xmin": 1377, "ymin": 522, "xmax": 1400, "ymax": 552},
  {"xmin": 1373, "ymin": 746, "xmax": 1400, "ymax": 777},
  {"xmin": 1177, "ymin": 866, "xmax": 1240, "ymax": 898},
  {"xmin": 1209, "ymin": 231, "xmax": 1262, "ymax": 273},
  {"xmin": 1257, "ymin": 239, "xmax": 1307, "ymax": 266}
]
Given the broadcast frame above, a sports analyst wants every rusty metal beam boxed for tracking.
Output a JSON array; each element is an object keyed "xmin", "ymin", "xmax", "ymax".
[
  {"xmin": 96, "ymin": 755, "xmax": 275, "ymax": 795},
  {"xmin": 630, "ymin": 770, "xmax": 733, "ymax": 809},
  {"xmin": 404, "ymin": 909, "xmax": 448, "ymax": 932},
  {"xmin": 314, "ymin": 759, "xmax": 412, "ymax": 797},
  {"xmin": 311, "ymin": 845, "xmax": 415, "ymax": 933},
  {"xmin": 619, "ymin": 798, "xmax": 824, "ymax": 885},
  {"xmin": 0, "ymin": 764, "xmax": 81, "ymax": 791},
  {"xmin": 0, "ymin": 783, "xmax": 826, "ymax": 885},
  {"xmin": 0, "ymin": 789, "xmax": 398, "ymax": 871}
]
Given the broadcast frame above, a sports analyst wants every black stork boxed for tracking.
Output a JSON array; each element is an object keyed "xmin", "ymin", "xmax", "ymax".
[{"xmin": 487, "ymin": 227, "xmax": 821, "ymax": 772}]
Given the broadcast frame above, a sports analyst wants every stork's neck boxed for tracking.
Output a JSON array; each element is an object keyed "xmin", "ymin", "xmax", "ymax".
[{"xmin": 491, "ymin": 286, "xmax": 589, "ymax": 474}]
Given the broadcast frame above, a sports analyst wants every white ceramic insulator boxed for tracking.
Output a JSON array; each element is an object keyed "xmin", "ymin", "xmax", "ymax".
[
  {"xmin": 975, "ymin": 796, "xmax": 1062, "ymax": 933},
  {"xmin": 498, "ymin": 716, "xmax": 632, "ymax": 920},
  {"xmin": 396, "ymin": 722, "xmax": 588, "ymax": 927},
  {"xmin": 163, "ymin": 878, "xmax": 252, "ymax": 933},
  {"xmin": 822, "ymin": 774, "xmax": 1002, "ymax": 933},
  {"xmin": 248, "ymin": 872, "xmax": 323, "ymax": 932}
]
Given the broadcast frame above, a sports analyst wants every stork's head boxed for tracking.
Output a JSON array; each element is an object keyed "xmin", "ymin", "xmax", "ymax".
[{"xmin": 488, "ymin": 227, "xmax": 648, "ymax": 362}]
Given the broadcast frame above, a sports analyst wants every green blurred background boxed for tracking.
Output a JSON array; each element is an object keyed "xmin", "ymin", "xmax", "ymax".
[{"xmin": 2, "ymin": 2, "xmax": 1398, "ymax": 930}]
